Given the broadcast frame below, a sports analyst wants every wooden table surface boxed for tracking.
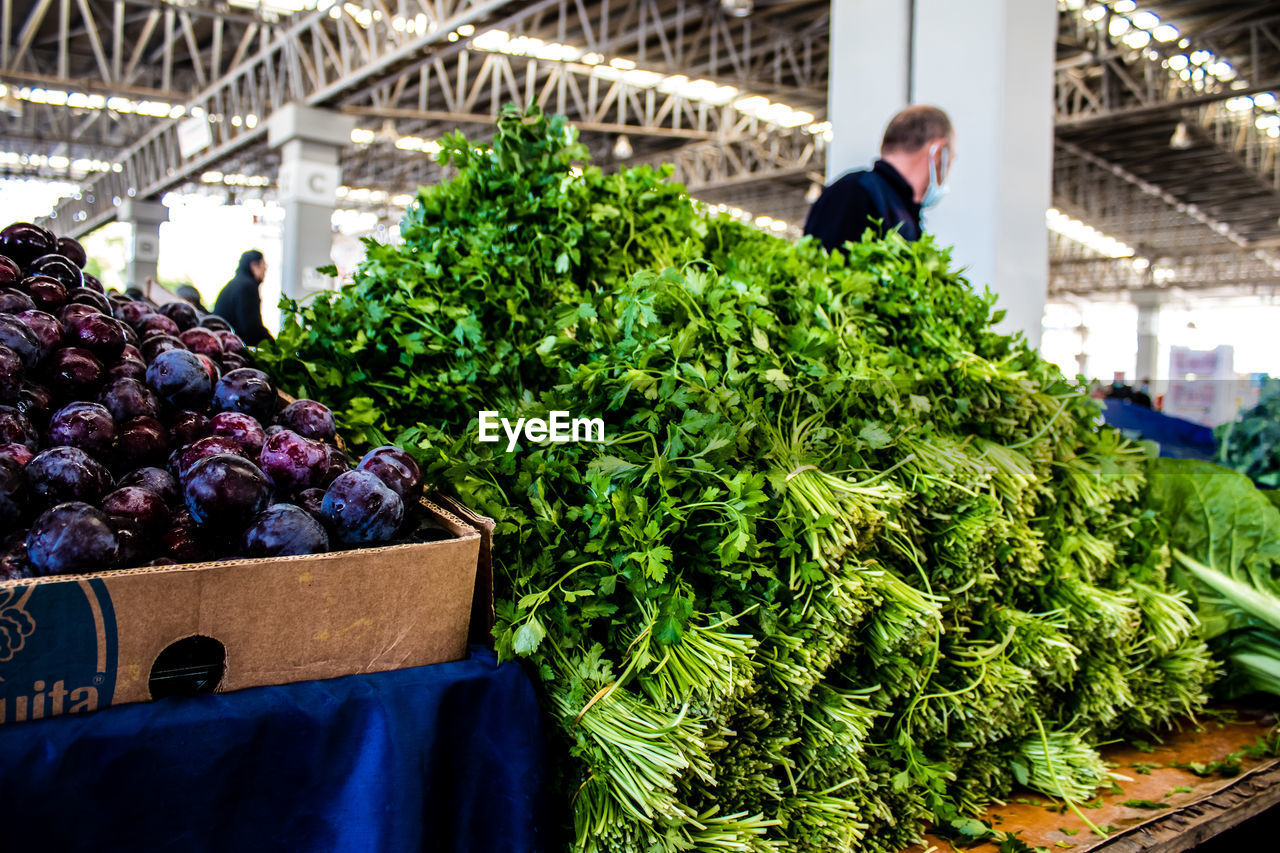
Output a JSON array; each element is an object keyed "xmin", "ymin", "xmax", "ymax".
[{"xmin": 910, "ymin": 709, "xmax": 1280, "ymax": 853}]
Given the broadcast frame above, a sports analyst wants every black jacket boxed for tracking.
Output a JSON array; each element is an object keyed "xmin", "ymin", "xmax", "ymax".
[
  {"xmin": 213, "ymin": 259, "xmax": 272, "ymax": 347},
  {"xmin": 803, "ymin": 159, "xmax": 922, "ymax": 251}
]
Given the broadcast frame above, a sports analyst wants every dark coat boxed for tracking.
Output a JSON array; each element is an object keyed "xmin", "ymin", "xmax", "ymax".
[
  {"xmin": 803, "ymin": 159, "xmax": 922, "ymax": 251},
  {"xmin": 213, "ymin": 256, "xmax": 271, "ymax": 347}
]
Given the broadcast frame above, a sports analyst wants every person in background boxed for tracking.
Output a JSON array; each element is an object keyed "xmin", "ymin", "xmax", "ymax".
[
  {"xmin": 213, "ymin": 250, "xmax": 272, "ymax": 346},
  {"xmin": 803, "ymin": 105, "xmax": 955, "ymax": 251},
  {"xmin": 175, "ymin": 284, "xmax": 207, "ymax": 313},
  {"xmin": 1132, "ymin": 378, "xmax": 1153, "ymax": 409},
  {"xmin": 176, "ymin": 284, "xmax": 208, "ymax": 314}
]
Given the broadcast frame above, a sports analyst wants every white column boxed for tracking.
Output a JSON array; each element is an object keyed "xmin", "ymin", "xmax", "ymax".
[
  {"xmin": 825, "ymin": 0, "xmax": 912, "ymax": 182},
  {"xmin": 267, "ymin": 103, "xmax": 355, "ymax": 301},
  {"xmin": 1133, "ymin": 290, "xmax": 1162, "ymax": 384},
  {"xmin": 119, "ymin": 199, "xmax": 167, "ymax": 289},
  {"xmin": 910, "ymin": 0, "xmax": 1057, "ymax": 348}
]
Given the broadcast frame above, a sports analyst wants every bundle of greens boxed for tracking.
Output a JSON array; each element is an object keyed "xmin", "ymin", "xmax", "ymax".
[
  {"xmin": 258, "ymin": 106, "xmax": 1214, "ymax": 852},
  {"xmin": 1216, "ymin": 379, "xmax": 1280, "ymax": 486}
]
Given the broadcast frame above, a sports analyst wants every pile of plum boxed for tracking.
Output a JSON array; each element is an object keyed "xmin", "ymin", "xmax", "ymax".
[{"xmin": 0, "ymin": 222, "xmax": 426, "ymax": 579}]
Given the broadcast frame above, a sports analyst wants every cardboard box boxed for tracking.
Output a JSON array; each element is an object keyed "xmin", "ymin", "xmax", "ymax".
[
  {"xmin": 432, "ymin": 492, "xmax": 497, "ymax": 645},
  {"xmin": 0, "ymin": 497, "xmax": 486, "ymax": 725}
]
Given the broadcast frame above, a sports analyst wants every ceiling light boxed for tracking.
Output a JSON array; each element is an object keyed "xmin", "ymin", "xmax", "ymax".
[
  {"xmin": 613, "ymin": 134, "xmax": 633, "ymax": 159},
  {"xmin": 1152, "ymin": 24, "xmax": 1179, "ymax": 42},
  {"xmin": 1132, "ymin": 11, "xmax": 1159, "ymax": 29},
  {"xmin": 720, "ymin": 0, "xmax": 753, "ymax": 17},
  {"xmin": 1169, "ymin": 121, "xmax": 1192, "ymax": 149},
  {"xmin": 1113, "ymin": 0, "xmax": 1136, "ymax": 11}
]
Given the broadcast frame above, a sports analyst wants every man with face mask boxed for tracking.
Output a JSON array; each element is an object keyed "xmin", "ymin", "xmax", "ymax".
[{"xmin": 803, "ymin": 105, "xmax": 954, "ymax": 251}]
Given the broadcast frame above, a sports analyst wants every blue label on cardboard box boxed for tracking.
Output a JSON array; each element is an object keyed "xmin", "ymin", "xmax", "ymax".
[{"xmin": 0, "ymin": 578, "xmax": 117, "ymax": 724}]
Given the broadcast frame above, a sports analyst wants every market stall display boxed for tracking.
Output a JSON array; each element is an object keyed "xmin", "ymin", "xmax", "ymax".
[
  {"xmin": 0, "ymin": 222, "xmax": 487, "ymax": 724},
  {"xmin": 258, "ymin": 107, "xmax": 1222, "ymax": 852}
]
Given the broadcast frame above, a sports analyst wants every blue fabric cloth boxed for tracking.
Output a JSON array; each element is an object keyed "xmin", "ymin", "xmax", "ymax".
[
  {"xmin": 1101, "ymin": 398, "xmax": 1218, "ymax": 461},
  {"xmin": 0, "ymin": 646, "xmax": 550, "ymax": 852}
]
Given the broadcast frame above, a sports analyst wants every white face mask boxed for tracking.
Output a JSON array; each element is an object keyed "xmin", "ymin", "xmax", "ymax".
[{"xmin": 921, "ymin": 142, "xmax": 950, "ymax": 209}]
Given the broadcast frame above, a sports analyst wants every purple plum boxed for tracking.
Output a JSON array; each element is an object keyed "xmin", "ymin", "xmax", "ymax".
[
  {"xmin": 55, "ymin": 236, "xmax": 87, "ymax": 268},
  {"xmin": 99, "ymin": 377, "xmax": 160, "ymax": 422},
  {"xmin": 258, "ymin": 429, "xmax": 327, "ymax": 492},
  {"xmin": 26, "ymin": 446, "xmax": 113, "ymax": 505},
  {"xmin": 0, "ymin": 405, "xmax": 37, "ymax": 451},
  {"xmin": 114, "ymin": 416, "xmax": 169, "ymax": 467},
  {"xmin": 101, "ymin": 486, "xmax": 171, "ymax": 534},
  {"xmin": 243, "ymin": 504, "xmax": 329, "ymax": 557},
  {"xmin": 278, "ymin": 399, "xmax": 336, "ymax": 443},
  {"xmin": 0, "ymin": 223, "xmax": 54, "ymax": 267},
  {"xmin": 211, "ymin": 368, "xmax": 275, "ymax": 421},
  {"xmin": 321, "ymin": 470, "xmax": 403, "ymax": 545},
  {"xmin": 117, "ymin": 466, "xmax": 179, "ymax": 508},
  {"xmin": 41, "ymin": 347, "xmax": 105, "ymax": 397},
  {"xmin": 209, "ymin": 411, "xmax": 267, "ymax": 457},
  {"xmin": 183, "ymin": 454, "xmax": 271, "ymax": 528},
  {"xmin": 357, "ymin": 446, "xmax": 425, "ymax": 503},
  {"xmin": 146, "ymin": 349, "xmax": 212, "ymax": 409},
  {"xmin": 25, "ymin": 254, "xmax": 82, "ymax": 292},
  {"xmin": 26, "ymin": 502, "xmax": 118, "ymax": 575},
  {"xmin": 0, "ymin": 314, "xmax": 39, "ymax": 369},
  {"xmin": 47, "ymin": 401, "xmax": 115, "ymax": 456}
]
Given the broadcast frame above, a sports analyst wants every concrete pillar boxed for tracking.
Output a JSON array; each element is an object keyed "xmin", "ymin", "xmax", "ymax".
[
  {"xmin": 1133, "ymin": 290, "xmax": 1162, "ymax": 384},
  {"xmin": 267, "ymin": 103, "xmax": 355, "ymax": 301},
  {"xmin": 911, "ymin": 0, "xmax": 1057, "ymax": 348},
  {"xmin": 120, "ymin": 199, "xmax": 167, "ymax": 288},
  {"xmin": 823, "ymin": 0, "xmax": 1056, "ymax": 347},
  {"xmin": 825, "ymin": 0, "xmax": 911, "ymax": 182}
]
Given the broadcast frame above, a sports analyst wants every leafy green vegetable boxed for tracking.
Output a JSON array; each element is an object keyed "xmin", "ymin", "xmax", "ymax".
[
  {"xmin": 999, "ymin": 833, "xmax": 1050, "ymax": 853},
  {"xmin": 1216, "ymin": 379, "xmax": 1280, "ymax": 486},
  {"xmin": 258, "ymin": 106, "xmax": 1215, "ymax": 852},
  {"xmin": 1165, "ymin": 731, "xmax": 1280, "ymax": 778},
  {"xmin": 1119, "ymin": 799, "xmax": 1167, "ymax": 810},
  {"xmin": 1149, "ymin": 458, "xmax": 1280, "ymax": 696}
]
